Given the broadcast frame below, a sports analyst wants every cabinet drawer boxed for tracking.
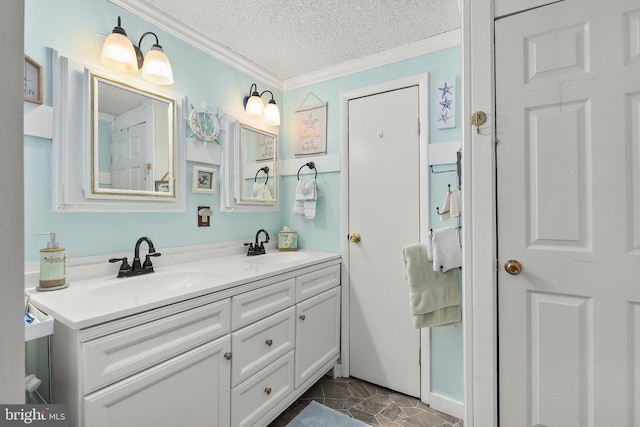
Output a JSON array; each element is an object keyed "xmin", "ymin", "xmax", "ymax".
[
  {"xmin": 231, "ymin": 307, "xmax": 295, "ymax": 387},
  {"xmin": 296, "ymin": 264, "xmax": 340, "ymax": 302},
  {"xmin": 82, "ymin": 299, "xmax": 230, "ymax": 394},
  {"xmin": 231, "ymin": 351, "xmax": 294, "ymax": 427},
  {"xmin": 231, "ymin": 278, "xmax": 295, "ymax": 330}
]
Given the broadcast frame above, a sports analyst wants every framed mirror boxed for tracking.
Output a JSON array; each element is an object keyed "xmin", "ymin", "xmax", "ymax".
[
  {"xmin": 52, "ymin": 50, "xmax": 185, "ymax": 212},
  {"xmin": 91, "ymin": 74, "xmax": 176, "ymax": 198},
  {"xmin": 220, "ymin": 113, "xmax": 278, "ymax": 212}
]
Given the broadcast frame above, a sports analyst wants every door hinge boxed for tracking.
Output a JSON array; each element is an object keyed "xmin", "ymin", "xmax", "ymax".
[{"xmin": 418, "ymin": 118, "xmax": 421, "ymax": 136}]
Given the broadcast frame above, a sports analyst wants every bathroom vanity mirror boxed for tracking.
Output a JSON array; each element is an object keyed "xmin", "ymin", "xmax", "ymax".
[
  {"xmin": 220, "ymin": 114, "xmax": 279, "ymax": 212},
  {"xmin": 52, "ymin": 50, "xmax": 185, "ymax": 212},
  {"xmin": 238, "ymin": 123, "xmax": 277, "ymax": 204},
  {"xmin": 91, "ymin": 74, "xmax": 175, "ymax": 197}
]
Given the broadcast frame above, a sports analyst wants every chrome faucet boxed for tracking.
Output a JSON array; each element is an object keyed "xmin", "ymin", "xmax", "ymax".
[
  {"xmin": 109, "ymin": 236, "xmax": 162, "ymax": 278},
  {"xmin": 245, "ymin": 229, "xmax": 270, "ymax": 256}
]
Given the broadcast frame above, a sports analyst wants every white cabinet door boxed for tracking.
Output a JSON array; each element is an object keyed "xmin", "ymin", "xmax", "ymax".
[
  {"xmin": 294, "ymin": 286, "xmax": 340, "ymax": 388},
  {"xmin": 84, "ymin": 335, "xmax": 231, "ymax": 427}
]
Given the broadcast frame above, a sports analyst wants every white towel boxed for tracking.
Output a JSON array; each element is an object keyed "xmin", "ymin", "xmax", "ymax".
[
  {"xmin": 439, "ymin": 187, "xmax": 461, "ymax": 221},
  {"xmin": 432, "ymin": 226, "xmax": 461, "ymax": 272},
  {"xmin": 449, "ymin": 188, "xmax": 461, "ymax": 218},
  {"xmin": 252, "ymin": 182, "xmax": 272, "ymax": 200},
  {"xmin": 438, "ymin": 190, "xmax": 452, "ymax": 220},
  {"xmin": 425, "ymin": 229, "xmax": 434, "ymax": 261},
  {"xmin": 293, "ymin": 180, "xmax": 317, "ymax": 219},
  {"xmin": 402, "ymin": 243, "xmax": 461, "ymax": 328}
]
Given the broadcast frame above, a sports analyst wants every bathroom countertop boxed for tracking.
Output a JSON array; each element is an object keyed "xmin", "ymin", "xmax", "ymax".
[{"xmin": 27, "ymin": 250, "xmax": 340, "ymax": 330}]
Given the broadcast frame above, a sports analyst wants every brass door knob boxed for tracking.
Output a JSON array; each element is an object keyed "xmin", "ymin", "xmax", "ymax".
[
  {"xmin": 264, "ymin": 387, "xmax": 272, "ymax": 395},
  {"xmin": 224, "ymin": 352, "xmax": 233, "ymax": 360},
  {"xmin": 504, "ymin": 260, "xmax": 523, "ymax": 275},
  {"xmin": 265, "ymin": 339, "xmax": 273, "ymax": 347},
  {"xmin": 350, "ymin": 233, "xmax": 361, "ymax": 243}
]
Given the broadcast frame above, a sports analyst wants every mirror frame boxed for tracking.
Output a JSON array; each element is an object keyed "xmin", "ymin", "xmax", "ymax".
[
  {"xmin": 89, "ymin": 73, "xmax": 176, "ymax": 199},
  {"xmin": 220, "ymin": 112, "xmax": 279, "ymax": 213},
  {"xmin": 52, "ymin": 49, "xmax": 186, "ymax": 212}
]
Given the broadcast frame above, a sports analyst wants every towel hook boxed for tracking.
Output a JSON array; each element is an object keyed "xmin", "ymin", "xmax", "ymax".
[
  {"xmin": 430, "ymin": 165, "xmax": 457, "ymax": 174},
  {"xmin": 297, "ymin": 161, "xmax": 318, "ymax": 181},
  {"xmin": 254, "ymin": 166, "xmax": 269, "ymax": 185}
]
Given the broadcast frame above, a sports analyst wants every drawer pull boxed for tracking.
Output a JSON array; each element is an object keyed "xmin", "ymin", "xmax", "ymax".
[
  {"xmin": 265, "ymin": 339, "xmax": 273, "ymax": 347},
  {"xmin": 299, "ymin": 314, "xmax": 306, "ymax": 321},
  {"xmin": 224, "ymin": 352, "xmax": 233, "ymax": 360},
  {"xmin": 264, "ymin": 387, "xmax": 272, "ymax": 395}
]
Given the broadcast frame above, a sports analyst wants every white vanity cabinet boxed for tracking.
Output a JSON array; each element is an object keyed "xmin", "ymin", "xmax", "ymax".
[{"xmin": 45, "ymin": 255, "xmax": 341, "ymax": 427}]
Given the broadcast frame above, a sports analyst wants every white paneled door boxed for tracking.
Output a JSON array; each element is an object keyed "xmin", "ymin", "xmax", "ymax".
[
  {"xmin": 496, "ymin": 0, "xmax": 640, "ymax": 425},
  {"xmin": 111, "ymin": 122, "xmax": 150, "ymax": 191},
  {"xmin": 348, "ymin": 86, "xmax": 421, "ymax": 397}
]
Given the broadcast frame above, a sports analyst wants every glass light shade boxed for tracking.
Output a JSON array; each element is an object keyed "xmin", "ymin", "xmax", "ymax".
[
  {"xmin": 245, "ymin": 95, "xmax": 265, "ymax": 116},
  {"xmin": 101, "ymin": 32, "xmax": 137, "ymax": 72},
  {"xmin": 264, "ymin": 100, "xmax": 281, "ymax": 126},
  {"xmin": 141, "ymin": 47, "xmax": 174, "ymax": 85}
]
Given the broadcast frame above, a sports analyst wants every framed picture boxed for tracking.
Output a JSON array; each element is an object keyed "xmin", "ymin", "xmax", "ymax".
[
  {"xmin": 193, "ymin": 166, "xmax": 217, "ymax": 194},
  {"xmin": 154, "ymin": 180, "xmax": 170, "ymax": 192},
  {"xmin": 294, "ymin": 103, "xmax": 327, "ymax": 156},
  {"xmin": 24, "ymin": 55, "xmax": 43, "ymax": 105}
]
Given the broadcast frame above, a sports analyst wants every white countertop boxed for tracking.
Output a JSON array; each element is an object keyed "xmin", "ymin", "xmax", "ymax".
[{"xmin": 28, "ymin": 250, "xmax": 340, "ymax": 330}]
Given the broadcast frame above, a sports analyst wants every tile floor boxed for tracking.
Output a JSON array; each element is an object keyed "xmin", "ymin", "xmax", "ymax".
[{"xmin": 268, "ymin": 375, "xmax": 463, "ymax": 427}]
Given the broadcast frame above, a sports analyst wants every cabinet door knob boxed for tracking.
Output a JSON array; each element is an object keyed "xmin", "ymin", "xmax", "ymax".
[
  {"xmin": 299, "ymin": 314, "xmax": 306, "ymax": 321},
  {"xmin": 224, "ymin": 352, "xmax": 232, "ymax": 360},
  {"xmin": 264, "ymin": 387, "xmax": 272, "ymax": 395},
  {"xmin": 265, "ymin": 339, "xmax": 273, "ymax": 347}
]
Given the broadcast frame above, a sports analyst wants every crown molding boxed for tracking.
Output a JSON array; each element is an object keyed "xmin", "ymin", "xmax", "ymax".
[
  {"xmin": 283, "ymin": 29, "xmax": 461, "ymax": 91},
  {"xmin": 108, "ymin": 0, "xmax": 283, "ymax": 89},
  {"xmin": 108, "ymin": 1, "xmax": 460, "ymax": 93}
]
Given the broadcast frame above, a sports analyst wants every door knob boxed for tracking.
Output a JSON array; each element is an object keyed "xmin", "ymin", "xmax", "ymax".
[
  {"xmin": 504, "ymin": 259, "xmax": 523, "ymax": 275},
  {"xmin": 350, "ymin": 233, "xmax": 361, "ymax": 243}
]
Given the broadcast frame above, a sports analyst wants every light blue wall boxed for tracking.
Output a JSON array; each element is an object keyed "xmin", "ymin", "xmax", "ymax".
[
  {"xmin": 24, "ymin": 0, "xmax": 282, "ymax": 261},
  {"xmin": 25, "ymin": 0, "xmax": 462, "ymax": 404},
  {"xmin": 280, "ymin": 48, "xmax": 463, "ymax": 402}
]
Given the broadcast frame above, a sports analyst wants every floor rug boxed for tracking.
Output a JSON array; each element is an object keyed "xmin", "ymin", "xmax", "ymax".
[{"xmin": 286, "ymin": 400, "xmax": 369, "ymax": 426}]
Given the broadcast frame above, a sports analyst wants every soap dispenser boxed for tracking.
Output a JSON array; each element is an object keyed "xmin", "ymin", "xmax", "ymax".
[{"xmin": 37, "ymin": 232, "xmax": 67, "ymax": 291}]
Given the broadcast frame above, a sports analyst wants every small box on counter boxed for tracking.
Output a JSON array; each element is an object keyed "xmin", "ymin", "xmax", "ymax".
[{"xmin": 278, "ymin": 229, "xmax": 298, "ymax": 251}]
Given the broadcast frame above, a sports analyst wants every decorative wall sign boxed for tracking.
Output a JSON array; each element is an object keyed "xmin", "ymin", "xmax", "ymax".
[
  {"xmin": 295, "ymin": 102, "xmax": 327, "ymax": 156},
  {"xmin": 24, "ymin": 55, "xmax": 43, "ymax": 104},
  {"xmin": 436, "ymin": 77, "xmax": 456, "ymax": 129}
]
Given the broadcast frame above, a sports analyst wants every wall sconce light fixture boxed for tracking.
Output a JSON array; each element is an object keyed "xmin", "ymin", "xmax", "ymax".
[
  {"xmin": 101, "ymin": 16, "xmax": 174, "ymax": 85},
  {"xmin": 243, "ymin": 83, "xmax": 281, "ymax": 126}
]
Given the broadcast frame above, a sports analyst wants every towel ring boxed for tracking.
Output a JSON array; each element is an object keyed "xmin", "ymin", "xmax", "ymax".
[
  {"xmin": 254, "ymin": 166, "xmax": 269, "ymax": 185},
  {"xmin": 297, "ymin": 161, "xmax": 318, "ymax": 181}
]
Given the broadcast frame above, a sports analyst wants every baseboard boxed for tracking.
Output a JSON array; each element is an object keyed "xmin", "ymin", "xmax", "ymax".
[{"xmin": 428, "ymin": 392, "xmax": 464, "ymax": 421}]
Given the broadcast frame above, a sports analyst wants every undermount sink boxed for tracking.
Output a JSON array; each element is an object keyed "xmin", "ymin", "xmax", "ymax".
[
  {"xmin": 88, "ymin": 270, "xmax": 217, "ymax": 298},
  {"xmin": 244, "ymin": 251, "xmax": 310, "ymax": 266}
]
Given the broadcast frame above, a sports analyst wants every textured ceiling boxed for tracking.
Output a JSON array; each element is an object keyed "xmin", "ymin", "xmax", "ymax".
[{"xmin": 112, "ymin": 0, "xmax": 461, "ymax": 83}]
